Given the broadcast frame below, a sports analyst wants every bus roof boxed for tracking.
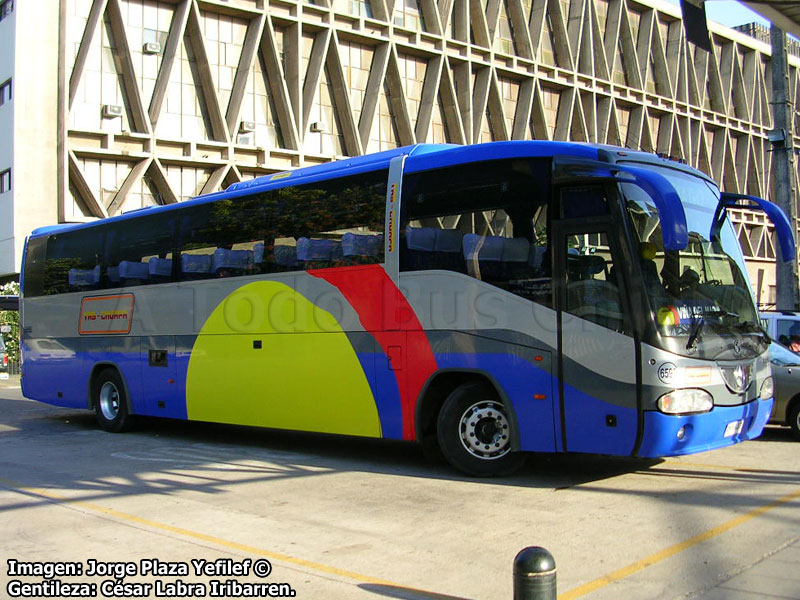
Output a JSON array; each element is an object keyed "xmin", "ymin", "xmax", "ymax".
[{"xmin": 29, "ymin": 141, "xmax": 706, "ymax": 239}]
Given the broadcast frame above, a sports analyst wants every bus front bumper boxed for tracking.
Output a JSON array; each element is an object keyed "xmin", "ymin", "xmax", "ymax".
[{"xmin": 637, "ymin": 398, "xmax": 773, "ymax": 458}]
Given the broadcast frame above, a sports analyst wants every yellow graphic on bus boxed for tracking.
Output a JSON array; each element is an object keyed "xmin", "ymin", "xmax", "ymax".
[{"xmin": 186, "ymin": 281, "xmax": 381, "ymax": 437}]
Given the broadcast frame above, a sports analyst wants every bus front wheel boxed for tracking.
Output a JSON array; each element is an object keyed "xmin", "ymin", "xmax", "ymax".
[
  {"xmin": 93, "ymin": 368, "xmax": 136, "ymax": 433},
  {"xmin": 437, "ymin": 382, "xmax": 524, "ymax": 477}
]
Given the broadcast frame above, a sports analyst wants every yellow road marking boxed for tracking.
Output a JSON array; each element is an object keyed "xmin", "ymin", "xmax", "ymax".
[
  {"xmin": 558, "ymin": 486, "xmax": 800, "ymax": 600},
  {"xmin": 0, "ymin": 478, "xmax": 445, "ymax": 595},
  {"xmin": 662, "ymin": 459, "xmax": 778, "ymax": 472}
]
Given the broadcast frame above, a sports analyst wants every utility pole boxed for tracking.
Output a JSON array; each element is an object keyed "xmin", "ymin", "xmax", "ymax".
[{"xmin": 770, "ymin": 25, "xmax": 799, "ymax": 311}]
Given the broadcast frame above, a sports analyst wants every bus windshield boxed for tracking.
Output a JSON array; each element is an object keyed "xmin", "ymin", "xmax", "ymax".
[{"xmin": 621, "ymin": 164, "xmax": 767, "ymax": 360}]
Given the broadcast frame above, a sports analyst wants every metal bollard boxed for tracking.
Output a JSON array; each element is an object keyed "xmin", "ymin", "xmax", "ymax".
[{"xmin": 513, "ymin": 546, "xmax": 556, "ymax": 600}]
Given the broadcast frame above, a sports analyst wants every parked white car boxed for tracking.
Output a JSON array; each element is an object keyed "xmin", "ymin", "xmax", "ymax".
[
  {"xmin": 767, "ymin": 341, "xmax": 800, "ymax": 440},
  {"xmin": 761, "ymin": 312, "xmax": 800, "ymax": 439},
  {"xmin": 761, "ymin": 310, "xmax": 800, "ymax": 347}
]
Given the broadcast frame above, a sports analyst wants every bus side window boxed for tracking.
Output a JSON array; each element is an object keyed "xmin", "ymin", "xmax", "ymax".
[
  {"xmin": 400, "ymin": 159, "xmax": 552, "ymax": 307},
  {"xmin": 22, "ymin": 236, "xmax": 47, "ymax": 297},
  {"xmin": 105, "ymin": 216, "xmax": 175, "ymax": 288},
  {"xmin": 261, "ymin": 171, "xmax": 386, "ymax": 273},
  {"xmin": 176, "ymin": 197, "xmax": 269, "ymax": 281},
  {"xmin": 43, "ymin": 230, "xmax": 104, "ymax": 295}
]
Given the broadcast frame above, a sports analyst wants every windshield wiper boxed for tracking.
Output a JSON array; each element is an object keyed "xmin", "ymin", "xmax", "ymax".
[
  {"xmin": 686, "ymin": 317, "xmax": 705, "ymax": 350},
  {"xmin": 701, "ymin": 309, "xmax": 739, "ymax": 322}
]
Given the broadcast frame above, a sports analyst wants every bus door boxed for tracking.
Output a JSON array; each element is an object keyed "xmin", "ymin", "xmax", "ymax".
[{"xmin": 552, "ymin": 186, "xmax": 639, "ymax": 455}]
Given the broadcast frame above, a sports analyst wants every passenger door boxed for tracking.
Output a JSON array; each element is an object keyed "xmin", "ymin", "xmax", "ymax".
[{"xmin": 553, "ymin": 187, "xmax": 639, "ymax": 455}]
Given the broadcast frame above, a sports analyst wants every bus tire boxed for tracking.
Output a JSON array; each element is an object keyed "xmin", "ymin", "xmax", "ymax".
[
  {"xmin": 436, "ymin": 381, "xmax": 524, "ymax": 477},
  {"xmin": 789, "ymin": 402, "xmax": 800, "ymax": 442},
  {"xmin": 93, "ymin": 368, "xmax": 136, "ymax": 433}
]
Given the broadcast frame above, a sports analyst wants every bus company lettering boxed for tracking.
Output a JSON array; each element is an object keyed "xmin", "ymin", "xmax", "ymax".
[
  {"xmin": 676, "ymin": 304, "xmax": 718, "ymax": 321},
  {"xmin": 82, "ymin": 310, "xmax": 128, "ymax": 322},
  {"xmin": 387, "ymin": 183, "xmax": 397, "ymax": 252},
  {"xmin": 78, "ymin": 294, "xmax": 134, "ymax": 335}
]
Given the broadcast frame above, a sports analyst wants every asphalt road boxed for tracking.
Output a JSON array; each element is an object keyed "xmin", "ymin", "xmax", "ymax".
[{"xmin": 1, "ymin": 376, "xmax": 799, "ymax": 600}]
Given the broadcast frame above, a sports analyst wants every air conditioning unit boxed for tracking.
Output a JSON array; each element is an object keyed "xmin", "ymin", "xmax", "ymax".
[
  {"xmin": 309, "ymin": 121, "xmax": 326, "ymax": 133},
  {"xmin": 102, "ymin": 104, "xmax": 123, "ymax": 118},
  {"xmin": 239, "ymin": 120, "xmax": 256, "ymax": 133},
  {"xmin": 143, "ymin": 41, "xmax": 162, "ymax": 54}
]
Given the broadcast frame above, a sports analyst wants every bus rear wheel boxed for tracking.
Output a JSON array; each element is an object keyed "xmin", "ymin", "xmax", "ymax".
[
  {"xmin": 437, "ymin": 381, "xmax": 524, "ymax": 477},
  {"xmin": 93, "ymin": 368, "xmax": 136, "ymax": 433}
]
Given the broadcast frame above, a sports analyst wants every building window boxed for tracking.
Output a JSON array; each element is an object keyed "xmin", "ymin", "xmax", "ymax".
[
  {"xmin": 0, "ymin": 79, "xmax": 11, "ymax": 106},
  {"xmin": 0, "ymin": 169, "xmax": 10, "ymax": 194},
  {"xmin": 333, "ymin": 0, "xmax": 373, "ymax": 18},
  {"xmin": 393, "ymin": 0, "xmax": 425, "ymax": 30},
  {"xmin": 0, "ymin": 0, "xmax": 13, "ymax": 22}
]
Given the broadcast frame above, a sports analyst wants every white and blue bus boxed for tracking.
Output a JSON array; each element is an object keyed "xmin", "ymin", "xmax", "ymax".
[{"xmin": 20, "ymin": 142, "xmax": 793, "ymax": 475}]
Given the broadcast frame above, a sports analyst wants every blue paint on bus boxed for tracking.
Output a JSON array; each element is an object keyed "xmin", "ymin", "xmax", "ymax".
[{"xmin": 637, "ymin": 398, "xmax": 773, "ymax": 457}]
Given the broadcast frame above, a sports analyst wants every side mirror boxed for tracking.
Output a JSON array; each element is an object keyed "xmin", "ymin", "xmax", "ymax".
[{"xmin": 718, "ymin": 194, "xmax": 795, "ymax": 263}]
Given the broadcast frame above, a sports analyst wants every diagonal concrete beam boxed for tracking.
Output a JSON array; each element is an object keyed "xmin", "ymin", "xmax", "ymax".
[
  {"xmin": 107, "ymin": 157, "xmax": 153, "ymax": 216},
  {"xmin": 69, "ymin": 0, "xmax": 109, "ymax": 110},
  {"xmin": 185, "ymin": 2, "xmax": 230, "ymax": 142},
  {"xmin": 106, "ymin": 0, "xmax": 152, "ymax": 134},
  {"xmin": 68, "ymin": 151, "xmax": 109, "ymax": 219},
  {"xmin": 226, "ymin": 13, "xmax": 267, "ymax": 136},
  {"xmin": 149, "ymin": 0, "xmax": 192, "ymax": 128},
  {"xmin": 359, "ymin": 43, "xmax": 391, "ymax": 148}
]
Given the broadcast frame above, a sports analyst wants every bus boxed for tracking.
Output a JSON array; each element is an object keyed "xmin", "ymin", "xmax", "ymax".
[{"xmin": 20, "ymin": 141, "xmax": 794, "ymax": 476}]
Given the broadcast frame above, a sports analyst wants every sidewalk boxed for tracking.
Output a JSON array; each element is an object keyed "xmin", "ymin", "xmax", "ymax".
[{"xmin": 690, "ymin": 536, "xmax": 800, "ymax": 599}]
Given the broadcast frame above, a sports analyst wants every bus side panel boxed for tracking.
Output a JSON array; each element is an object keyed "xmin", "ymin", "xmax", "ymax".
[
  {"xmin": 22, "ymin": 336, "xmax": 141, "ymax": 410},
  {"xmin": 83, "ymin": 336, "xmax": 143, "ymax": 411},
  {"xmin": 350, "ymin": 332, "xmax": 404, "ymax": 439},
  {"xmin": 402, "ymin": 273, "xmax": 646, "ymax": 455},
  {"xmin": 183, "ymin": 281, "xmax": 383, "ymax": 437},
  {"xmin": 138, "ymin": 335, "xmax": 180, "ymax": 418},
  {"xmin": 169, "ymin": 335, "xmax": 194, "ymax": 420},
  {"xmin": 308, "ymin": 266, "xmax": 440, "ymax": 440},
  {"xmin": 434, "ymin": 352, "xmax": 557, "ymax": 452},
  {"xmin": 22, "ymin": 337, "xmax": 86, "ymax": 408},
  {"xmin": 184, "ymin": 331, "xmax": 381, "ymax": 435},
  {"xmin": 561, "ymin": 380, "xmax": 639, "ymax": 455},
  {"xmin": 22, "ymin": 295, "xmax": 85, "ymax": 407}
]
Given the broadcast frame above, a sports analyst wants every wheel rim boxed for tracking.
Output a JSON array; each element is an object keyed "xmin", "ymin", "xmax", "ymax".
[
  {"xmin": 458, "ymin": 400, "xmax": 512, "ymax": 460},
  {"xmin": 99, "ymin": 381, "xmax": 120, "ymax": 421}
]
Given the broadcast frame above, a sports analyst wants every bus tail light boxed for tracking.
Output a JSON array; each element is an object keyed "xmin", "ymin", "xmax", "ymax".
[
  {"xmin": 657, "ymin": 389, "xmax": 712, "ymax": 415},
  {"xmin": 760, "ymin": 377, "xmax": 774, "ymax": 400}
]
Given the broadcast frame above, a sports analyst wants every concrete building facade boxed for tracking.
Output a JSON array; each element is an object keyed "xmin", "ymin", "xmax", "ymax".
[
  {"xmin": 1, "ymin": 0, "xmax": 799, "ymax": 305},
  {"xmin": 0, "ymin": 0, "xmax": 60, "ymax": 283}
]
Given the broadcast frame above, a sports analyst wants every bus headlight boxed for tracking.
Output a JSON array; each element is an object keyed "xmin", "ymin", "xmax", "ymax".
[
  {"xmin": 657, "ymin": 389, "xmax": 713, "ymax": 415},
  {"xmin": 760, "ymin": 377, "xmax": 774, "ymax": 400}
]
